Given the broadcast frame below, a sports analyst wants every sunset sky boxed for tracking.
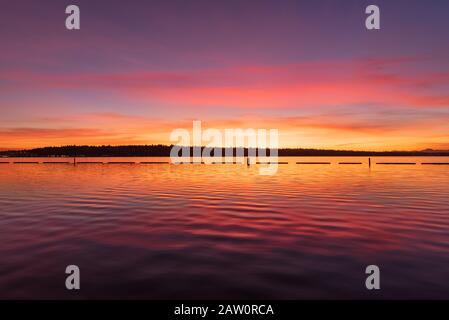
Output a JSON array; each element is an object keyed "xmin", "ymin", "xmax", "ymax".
[{"xmin": 1, "ymin": 0, "xmax": 449, "ymax": 150}]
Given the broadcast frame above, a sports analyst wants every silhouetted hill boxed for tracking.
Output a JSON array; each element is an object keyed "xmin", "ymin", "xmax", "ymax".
[{"xmin": 2, "ymin": 145, "xmax": 449, "ymax": 157}]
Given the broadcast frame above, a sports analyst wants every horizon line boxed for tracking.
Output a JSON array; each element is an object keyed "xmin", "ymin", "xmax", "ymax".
[{"xmin": 1, "ymin": 144, "xmax": 448, "ymax": 154}]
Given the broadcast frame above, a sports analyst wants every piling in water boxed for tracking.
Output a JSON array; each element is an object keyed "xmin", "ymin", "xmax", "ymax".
[
  {"xmin": 140, "ymin": 162, "xmax": 169, "ymax": 164},
  {"xmin": 107, "ymin": 162, "xmax": 135, "ymax": 164},
  {"xmin": 76, "ymin": 162, "xmax": 104, "ymax": 164},
  {"xmin": 43, "ymin": 162, "xmax": 70, "ymax": 164},
  {"xmin": 13, "ymin": 162, "xmax": 39, "ymax": 164},
  {"xmin": 339, "ymin": 162, "xmax": 362, "ymax": 165},
  {"xmin": 296, "ymin": 162, "xmax": 331, "ymax": 164},
  {"xmin": 211, "ymin": 161, "xmax": 242, "ymax": 164},
  {"xmin": 256, "ymin": 162, "xmax": 288, "ymax": 164},
  {"xmin": 376, "ymin": 162, "xmax": 416, "ymax": 165},
  {"xmin": 422, "ymin": 163, "xmax": 449, "ymax": 165}
]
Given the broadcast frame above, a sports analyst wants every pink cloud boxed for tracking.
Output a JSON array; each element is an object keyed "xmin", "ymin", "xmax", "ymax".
[{"xmin": 2, "ymin": 57, "xmax": 448, "ymax": 110}]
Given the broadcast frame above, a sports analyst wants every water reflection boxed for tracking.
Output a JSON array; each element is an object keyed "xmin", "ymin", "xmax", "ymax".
[{"xmin": 0, "ymin": 157, "xmax": 448, "ymax": 299}]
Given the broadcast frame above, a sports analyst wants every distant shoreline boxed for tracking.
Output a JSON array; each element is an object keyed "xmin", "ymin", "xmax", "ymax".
[
  {"xmin": 3, "ymin": 155, "xmax": 449, "ymax": 158},
  {"xmin": 1, "ymin": 145, "xmax": 449, "ymax": 157}
]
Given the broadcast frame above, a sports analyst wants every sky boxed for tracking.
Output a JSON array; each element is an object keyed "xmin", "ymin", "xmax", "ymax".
[{"xmin": 1, "ymin": 0, "xmax": 449, "ymax": 150}]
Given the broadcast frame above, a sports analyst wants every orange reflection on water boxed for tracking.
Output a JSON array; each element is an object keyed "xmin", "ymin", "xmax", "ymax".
[{"xmin": 0, "ymin": 156, "xmax": 448, "ymax": 299}]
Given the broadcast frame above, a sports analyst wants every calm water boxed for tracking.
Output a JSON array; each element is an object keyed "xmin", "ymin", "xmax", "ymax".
[{"xmin": 0, "ymin": 157, "xmax": 448, "ymax": 299}]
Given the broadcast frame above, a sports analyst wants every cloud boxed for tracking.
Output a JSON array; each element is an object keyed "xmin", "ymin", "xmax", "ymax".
[
  {"xmin": 2, "ymin": 107, "xmax": 449, "ymax": 150},
  {"xmin": 1, "ymin": 56, "xmax": 449, "ymax": 150},
  {"xmin": 2, "ymin": 57, "xmax": 448, "ymax": 110}
]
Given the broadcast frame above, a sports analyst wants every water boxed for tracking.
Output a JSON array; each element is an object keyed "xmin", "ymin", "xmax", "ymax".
[{"xmin": 0, "ymin": 157, "xmax": 448, "ymax": 299}]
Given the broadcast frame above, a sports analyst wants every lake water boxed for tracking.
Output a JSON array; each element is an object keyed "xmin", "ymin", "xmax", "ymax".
[{"xmin": 0, "ymin": 157, "xmax": 448, "ymax": 299}]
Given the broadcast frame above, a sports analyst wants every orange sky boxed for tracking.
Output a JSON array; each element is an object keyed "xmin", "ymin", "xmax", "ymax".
[{"xmin": 1, "ymin": 1, "xmax": 449, "ymax": 151}]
